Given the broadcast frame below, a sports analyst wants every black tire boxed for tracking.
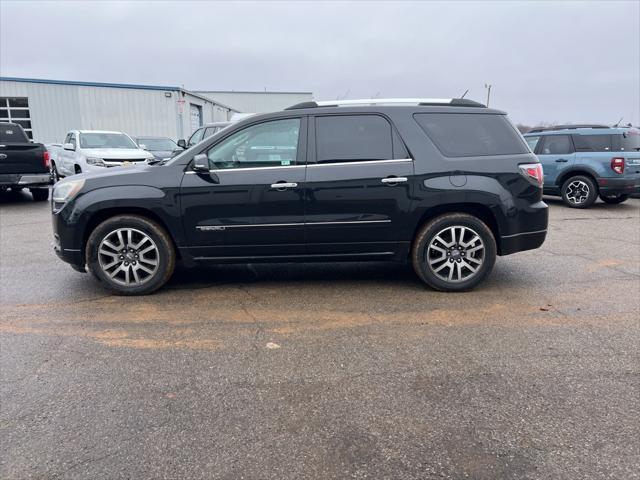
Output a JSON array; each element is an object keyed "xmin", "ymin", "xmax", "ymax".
[
  {"xmin": 599, "ymin": 194, "xmax": 629, "ymax": 204},
  {"xmin": 86, "ymin": 215, "xmax": 175, "ymax": 295},
  {"xmin": 51, "ymin": 162, "xmax": 61, "ymax": 183},
  {"xmin": 411, "ymin": 213, "xmax": 497, "ymax": 292},
  {"xmin": 560, "ymin": 175, "xmax": 597, "ymax": 208},
  {"xmin": 30, "ymin": 188, "xmax": 49, "ymax": 201}
]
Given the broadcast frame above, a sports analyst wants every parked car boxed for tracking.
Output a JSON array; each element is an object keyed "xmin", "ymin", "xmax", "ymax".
[
  {"xmin": 133, "ymin": 136, "xmax": 182, "ymax": 162},
  {"xmin": 524, "ymin": 125, "xmax": 640, "ymax": 207},
  {"xmin": 49, "ymin": 130, "xmax": 154, "ymax": 178},
  {"xmin": 177, "ymin": 122, "xmax": 232, "ymax": 149},
  {"xmin": 177, "ymin": 115, "xmax": 255, "ymax": 149},
  {"xmin": 51, "ymin": 98, "xmax": 548, "ymax": 295},
  {"xmin": 0, "ymin": 122, "xmax": 51, "ymax": 201}
]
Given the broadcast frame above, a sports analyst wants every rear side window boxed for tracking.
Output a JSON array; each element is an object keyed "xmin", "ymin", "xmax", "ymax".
[
  {"xmin": 414, "ymin": 113, "xmax": 528, "ymax": 157},
  {"xmin": 574, "ymin": 134, "xmax": 612, "ymax": 152},
  {"xmin": 316, "ymin": 115, "xmax": 393, "ymax": 162},
  {"xmin": 0, "ymin": 124, "xmax": 28, "ymax": 143}
]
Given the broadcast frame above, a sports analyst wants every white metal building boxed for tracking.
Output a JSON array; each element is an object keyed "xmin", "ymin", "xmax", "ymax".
[
  {"xmin": 195, "ymin": 90, "xmax": 313, "ymax": 114},
  {"xmin": 0, "ymin": 77, "xmax": 239, "ymax": 144}
]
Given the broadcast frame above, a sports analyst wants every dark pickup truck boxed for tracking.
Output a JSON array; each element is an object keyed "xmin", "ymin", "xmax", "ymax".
[{"xmin": 0, "ymin": 122, "xmax": 51, "ymax": 201}]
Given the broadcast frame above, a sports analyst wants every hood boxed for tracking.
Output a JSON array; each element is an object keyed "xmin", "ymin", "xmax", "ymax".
[{"xmin": 81, "ymin": 147, "xmax": 153, "ymax": 159}]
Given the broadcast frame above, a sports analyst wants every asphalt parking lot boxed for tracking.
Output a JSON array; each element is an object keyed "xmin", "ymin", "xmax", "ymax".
[{"xmin": 1, "ymin": 191, "xmax": 639, "ymax": 480}]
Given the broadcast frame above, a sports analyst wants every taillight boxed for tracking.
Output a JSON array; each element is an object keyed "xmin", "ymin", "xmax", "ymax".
[
  {"xmin": 519, "ymin": 163, "xmax": 544, "ymax": 186},
  {"xmin": 611, "ymin": 157, "xmax": 625, "ymax": 175},
  {"xmin": 43, "ymin": 150, "xmax": 50, "ymax": 168}
]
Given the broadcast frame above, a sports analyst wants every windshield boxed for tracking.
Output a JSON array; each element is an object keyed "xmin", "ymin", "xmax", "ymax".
[
  {"xmin": 138, "ymin": 138, "xmax": 177, "ymax": 151},
  {"xmin": 80, "ymin": 132, "xmax": 137, "ymax": 149}
]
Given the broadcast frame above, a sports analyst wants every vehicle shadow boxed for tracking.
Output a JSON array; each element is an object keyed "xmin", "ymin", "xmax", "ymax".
[
  {"xmin": 0, "ymin": 188, "xmax": 49, "ymax": 204},
  {"xmin": 543, "ymin": 195, "xmax": 640, "ymax": 211}
]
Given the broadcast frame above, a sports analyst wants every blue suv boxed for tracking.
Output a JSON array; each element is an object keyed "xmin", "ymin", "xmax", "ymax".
[{"xmin": 524, "ymin": 125, "xmax": 640, "ymax": 208}]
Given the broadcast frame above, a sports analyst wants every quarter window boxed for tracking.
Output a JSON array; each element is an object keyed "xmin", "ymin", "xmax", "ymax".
[
  {"xmin": 415, "ymin": 113, "xmax": 529, "ymax": 157},
  {"xmin": 206, "ymin": 118, "xmax": 300, "ymax": 169},
  {"xmin": 315, "ymin": 115, "xmax": 393, "ymax": 163},
  {"xmin": 540, "ymin": 135, "xmax": 574, "ymax": 155}
]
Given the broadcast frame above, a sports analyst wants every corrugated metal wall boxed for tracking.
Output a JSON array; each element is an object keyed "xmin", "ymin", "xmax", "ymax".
[
  {"xmin": 0, "ymin": 80, "xmax": 236, "ymax": 144},
  {"xmin": 196, "ymin": 91, "xmax": 313, "ymax": 114}
]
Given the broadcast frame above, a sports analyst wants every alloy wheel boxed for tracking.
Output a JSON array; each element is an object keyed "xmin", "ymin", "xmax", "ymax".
[
  {"xmin": 98, "ymin": 228, "xmax": 159, "ymax": 286},
  {"xmin": 426, "ymin": 226, "xmax": 485, "ymax": 283},
  {"xmin": 565, "ymin": 180, "xmax": 590, "ymax": 205}
]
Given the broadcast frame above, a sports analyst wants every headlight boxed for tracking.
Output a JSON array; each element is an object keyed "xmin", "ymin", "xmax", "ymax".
[
  {"xmin": 52, "ymin": 179, "xmax": 85, "ymax": 203},
  {"xmin": 86, "ymin": 157, "xmax": 106, "ymax": 166}
]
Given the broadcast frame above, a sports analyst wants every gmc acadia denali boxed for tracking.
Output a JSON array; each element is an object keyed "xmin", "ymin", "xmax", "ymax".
[{"xmin": 51, "ymin": 98, "xmax": 548, "ymax": 295}]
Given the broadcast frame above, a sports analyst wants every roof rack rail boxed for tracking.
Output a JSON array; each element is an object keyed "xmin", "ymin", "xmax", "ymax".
[
  {"xmin": 284, "ymin": 98, "xmax": 486, "ymax": 110},
  {"xmin": 528, "ymin": 124, "xmax": 611, "ymax": 133}
]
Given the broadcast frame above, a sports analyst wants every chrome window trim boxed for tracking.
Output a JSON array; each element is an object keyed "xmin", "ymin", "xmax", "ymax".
[{"xmin": 307, "ymin": 158, "xmax": 412, "ymax": 168}]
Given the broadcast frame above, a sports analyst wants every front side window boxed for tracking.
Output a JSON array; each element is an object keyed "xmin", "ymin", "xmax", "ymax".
[
  {"xmin": 540, "ymin": 135, "xmax": 573, "ymax": 155},
  {"xmin": 79, "ymin": 133, "xmax": 136, "ymax": 149},
  {"xmin": 315, "ymin": 115, "xmax": 393, "ymax": 163},
  {"xmin": 206, "ymin": 118, "xmax": 300, "ymax": 169},
  {"xmin": 525, "ymin": 136, "xmax": 540, "ymax": 152},
  {"xmin": 415, "ymin": 113, "xmax": 529, "ymax": 157}
]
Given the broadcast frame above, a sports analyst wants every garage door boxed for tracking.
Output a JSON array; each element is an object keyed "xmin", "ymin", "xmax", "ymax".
[{"xmin": 190, "ymin": 104, "xmax": 202, "ymax": 133}]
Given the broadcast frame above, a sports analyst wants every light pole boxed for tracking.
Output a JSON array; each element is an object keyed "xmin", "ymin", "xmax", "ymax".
[{"xmin": 484, "ymin": 83, "xmax": 492, "ymax": 107}]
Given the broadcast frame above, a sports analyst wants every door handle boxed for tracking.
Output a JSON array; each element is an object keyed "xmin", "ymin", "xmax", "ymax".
[
  {"xmin": 270, "ymin": 182, "xmax": 298, "ymax": 190},
  {"xmin": 555, "ymin": 159, "xmax": 568, "ymax": 163},
  {"xmin": 381, "ymin": 177, "xmax": 408, "ymax": 184}
]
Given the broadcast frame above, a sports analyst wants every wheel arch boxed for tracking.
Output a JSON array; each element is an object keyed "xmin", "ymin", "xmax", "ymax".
[
  {"xmin": 411, "ymin": 203, "xmax": 501, "ymax": 254},
  {"xmin": 82, "ymin": 207, "xmax": 181, "ymax": 261},
  {"xmin": 556, "ymin": 168, "xmax": 599, "ymax": 189}
]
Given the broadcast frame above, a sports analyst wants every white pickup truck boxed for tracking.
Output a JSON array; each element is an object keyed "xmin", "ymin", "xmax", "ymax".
[{"xmin": 49, "ymin": 130, "xmax": 154, "ymax": 178}]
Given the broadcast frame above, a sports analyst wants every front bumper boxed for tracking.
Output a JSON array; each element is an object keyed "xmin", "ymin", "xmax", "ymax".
[
  {"xmin": 598, "ymin": 177, "xmax": 640, "ymax": 196},
  {"xmin": 0, "ymin": 173, "xmax": 51, "ymax": 187}
]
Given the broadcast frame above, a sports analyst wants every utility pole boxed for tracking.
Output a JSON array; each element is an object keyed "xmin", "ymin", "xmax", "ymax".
[{"xmin": 484, "ymin": 83, "xmax": 492, "ymax": 107}]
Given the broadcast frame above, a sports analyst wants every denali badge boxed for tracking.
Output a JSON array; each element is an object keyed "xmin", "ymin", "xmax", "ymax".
[{"xmin": 197, "ymin": 225, "xmax": 226, "ymax": 231}]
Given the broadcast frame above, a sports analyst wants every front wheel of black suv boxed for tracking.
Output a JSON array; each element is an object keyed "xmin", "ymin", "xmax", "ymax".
[
  {"xmin": 599, "ymin": 194, "xmax": 629, "ymax": 204},
  {"xmin": 560, "ymin": 175, "xmax": 597, "ymax": 208},
  {"xmin": 86, "ymin": 215, "xmax": 176, "ymax": 295},
  {"xmin": 411, "ymin": 213, "xmax": 497, "ymax": 292}
]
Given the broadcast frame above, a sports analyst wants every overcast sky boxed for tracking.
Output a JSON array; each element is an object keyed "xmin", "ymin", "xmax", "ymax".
[{"xmin": 1, "ymin": 0, "xmax": 638, "ymax": 125}]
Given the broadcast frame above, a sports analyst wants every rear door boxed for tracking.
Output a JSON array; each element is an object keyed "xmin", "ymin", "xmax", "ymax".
[
  {"xmin": 180, "ymin": 116, "xmax": 307, "ymax": 259},
  {"xmin": 305, "ymin": 113, "xmax": 413, "ymax": 257},
  {"xmin": 537, "ymin": 134, "xmax": 576, "ymax": 186}
]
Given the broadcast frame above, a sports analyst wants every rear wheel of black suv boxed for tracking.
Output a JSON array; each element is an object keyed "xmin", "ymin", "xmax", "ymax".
[
  {"xmin": 86, "ymin": 215, "xmax": 175, "ymax": 295},
  {"xmin": 561, "ymin": 175, "xmax": 597, "ymax": 208},
  {"xmin": 599, "ymin": 193, "xmax": 629, "ymax": 204},
  {"xmin": 411, "ymin": 213, "xmax": 496, "ymax": 292}
]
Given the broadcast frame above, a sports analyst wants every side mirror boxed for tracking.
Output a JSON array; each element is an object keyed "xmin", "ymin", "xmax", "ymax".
[
  {"xmin": 177, "ymin": 139, "xmax": 187, "ymax": 149},
  {"xmin": 139, "ymin": 144, "xmax": 147, "ymax": 150},
  {"xmin": 63, "ymin": 143, "xmax": 75, "ymax": 151},
  {"xmin": 192, "ymin": 153, "xmax": 209, "ymax": 172}
]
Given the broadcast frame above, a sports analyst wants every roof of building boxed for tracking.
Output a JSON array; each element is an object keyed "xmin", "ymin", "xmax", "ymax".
[
  {"xmin": 195, "ymin": 90, "xmax": 313, "ymax": 95},
  {"xmin": 0, "ymin": 76, "xmax": 239, "ymax": 111}
]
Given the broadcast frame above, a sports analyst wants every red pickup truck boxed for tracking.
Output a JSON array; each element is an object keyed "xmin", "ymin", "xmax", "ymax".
[{"xmin": 0, "ymin": 122, "xmax": 51, "ymax": 201}]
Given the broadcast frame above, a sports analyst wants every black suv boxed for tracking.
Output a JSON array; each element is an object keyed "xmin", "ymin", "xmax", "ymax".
[{"xmin": 51, "ymin": 99, "xmax": 548, "ymax": 295}]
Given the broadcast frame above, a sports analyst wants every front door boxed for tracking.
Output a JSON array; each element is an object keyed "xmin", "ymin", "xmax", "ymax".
[
  {"xmin": 537, "ymin": 134, "xmax": 576, "ymax": 187},
  {"xmin": 305, "ymin": 114, "xmax": 414, "ymax": 256},
  {"xmin": 180, "ymin": 117, "xmax": 307, "ymax": 259}
]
